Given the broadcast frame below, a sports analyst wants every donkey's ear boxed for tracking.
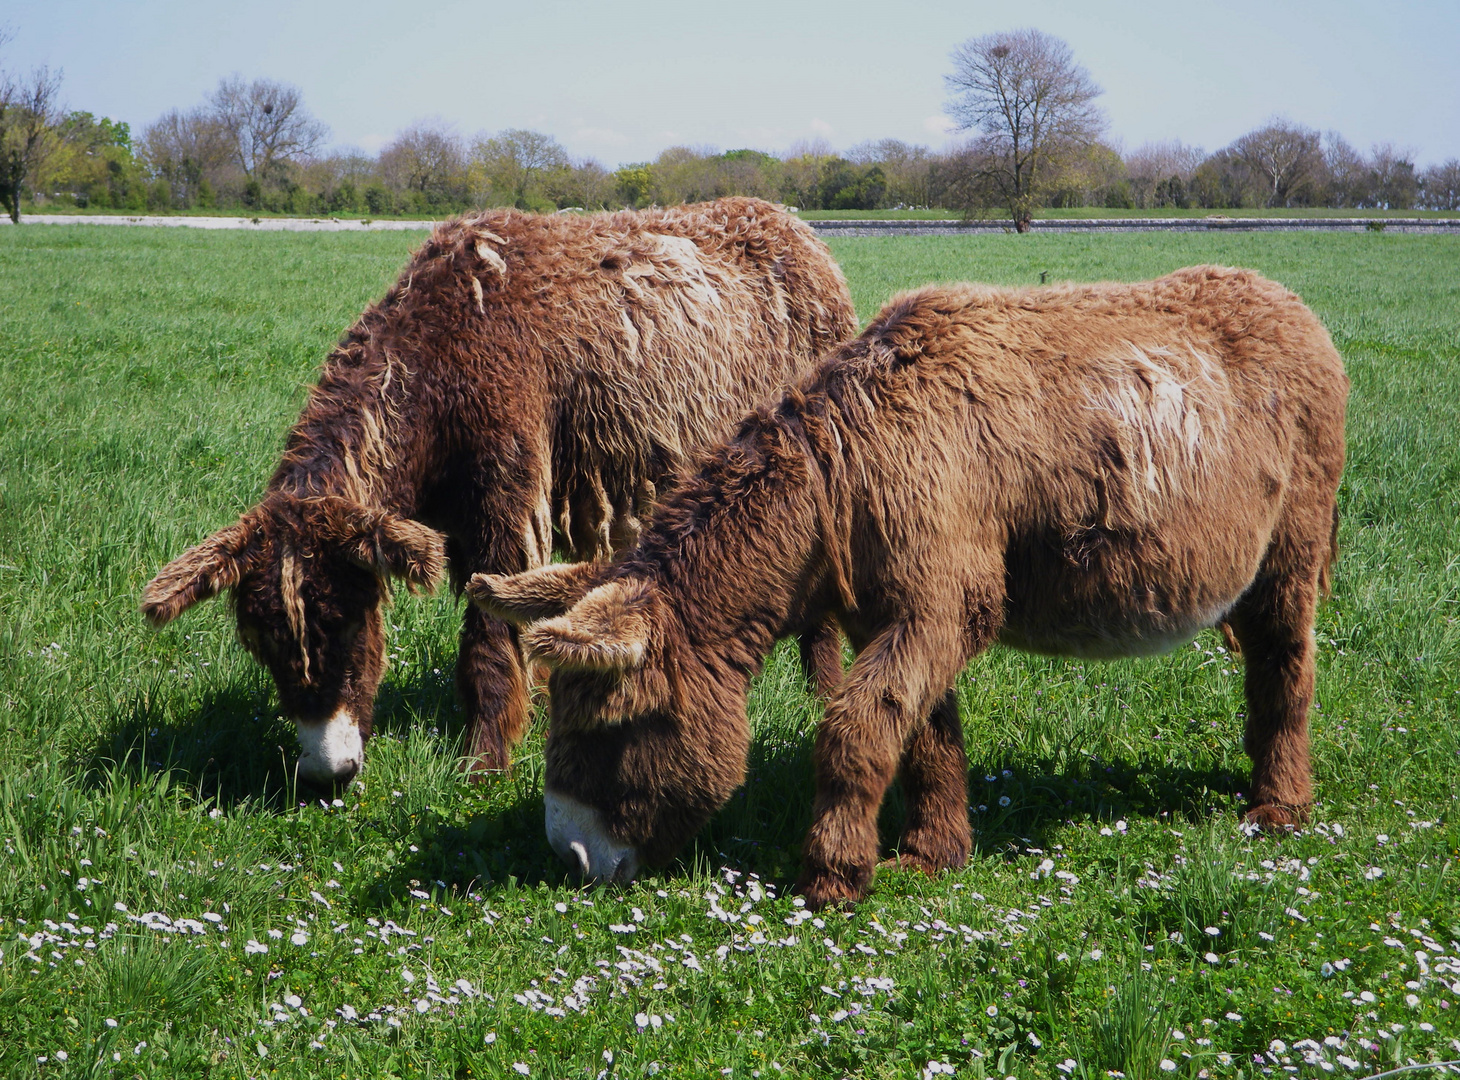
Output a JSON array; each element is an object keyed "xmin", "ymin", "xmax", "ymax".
[
  {"xmin": 466, "ymin": 562, "xmax": 602, "ymax": 625},
  {"xmin": 345, "ymin": 511, "xmax": 446, "ymax": 592},
  {"xmin": 523, "ymin": 579, "xmax": 655, "ymax": 673},
  {"xmin": 141, "ymin": 517, "xmax": 261, "ymax": 627}
]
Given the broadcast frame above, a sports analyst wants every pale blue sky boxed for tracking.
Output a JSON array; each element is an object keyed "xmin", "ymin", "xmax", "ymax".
[{"xmin": 10, "ymin": 0, "xmax": 1459, "ymax": 166}]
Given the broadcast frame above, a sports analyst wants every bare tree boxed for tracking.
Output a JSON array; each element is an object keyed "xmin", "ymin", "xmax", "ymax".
[
  {"xmin": 1366, "ymin": 143, "xmax": 1418, "ymax": 210},
  {"xmin": 1420, "ymin": 159, "xmax": 1460, "ymax": 211},
  {"xmin": 140, "ymin": 107, "xmax": 233, "ymax": 205},
  {"xmin": 1323, "ymin": 132, "xmax": 1369, "ymax": 208},
  {"xmin": 546, "ymin": 157, "xmax": 617, "ymax": 210},
  {"xmin": 207, "ymin": 75, "xmax": 327, "ymax": 182},
  {"xmin": 1230, "ymin": 119, "xmax": 1322, "ymax": 207},
  {"xmin": 943, "ymin": 28, "xmax": 1105, "ymax": 230},
  {"xmin": 379, "ymin": 120, "xmax": 466, "ymax": 202},
  {"xmin": 470, "ymin": 128, "xmax": 569, "ymax": 208},
  {"xmin": 0, "ymin": 37, "xmax": 64, "ymax": 223},
  {"xmin": 1124, "ymin": 139, "xmax": 1204, "ymax": 208},
  {"xmin": 849, "ymin": 138, "xmax": 934, "ymax": 207}
]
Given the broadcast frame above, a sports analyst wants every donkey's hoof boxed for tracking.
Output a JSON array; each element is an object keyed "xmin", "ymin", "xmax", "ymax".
[
  {"xmin": 795, "ymin": 865, "xmax": 869, "ymax": 910},
  {"xmin": 1243, "ymin": 802, "xmax": 1305, "ymax": 832}
]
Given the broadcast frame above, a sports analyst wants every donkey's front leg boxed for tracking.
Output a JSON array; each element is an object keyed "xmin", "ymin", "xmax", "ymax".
[{"xmin": 796, "ymin": 619, "xmax": 966, "ymax": 907}]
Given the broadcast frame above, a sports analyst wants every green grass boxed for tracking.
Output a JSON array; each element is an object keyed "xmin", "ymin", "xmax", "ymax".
[{"xmin": 1, "ymin": 225, "xmax": 1458, "ymax": 1079}]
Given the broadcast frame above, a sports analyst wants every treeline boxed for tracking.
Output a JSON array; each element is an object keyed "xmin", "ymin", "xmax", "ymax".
[{"xmin": 14, "ymin": 76, "xmax": 1460, "ymax": 216}]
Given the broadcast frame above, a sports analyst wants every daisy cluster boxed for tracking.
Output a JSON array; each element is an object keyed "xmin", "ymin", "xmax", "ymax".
[{"xmin": 6, "ymin": 786, "xmax": 1458, "ymax": 1078}]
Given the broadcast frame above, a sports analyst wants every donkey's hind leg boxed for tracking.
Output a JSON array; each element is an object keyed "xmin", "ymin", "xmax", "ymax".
[
  {"xmin": 887, "ymin": 688, "xmax": 971, "ymax": 876},
  {"xmin": 1226, "ymin": 543, "xmax": 1325, "ymax": 829}
]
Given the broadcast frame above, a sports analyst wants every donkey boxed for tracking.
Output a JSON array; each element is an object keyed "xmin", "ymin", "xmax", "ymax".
[
  {"xmin": 470, "ymin": 266, "xmax": 1348, "ymax": 907},
  {"xmin": 142, "ymin": 198, "xmax": 855, "ymax": 787}
]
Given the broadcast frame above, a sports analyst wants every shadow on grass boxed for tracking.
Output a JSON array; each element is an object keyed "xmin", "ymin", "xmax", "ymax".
[
  {"xmin": 81, "ymin": 665, "xmax": 1247, "ymax": 906},
  {"xmin": 361, "ymin": 730, "xmax": 1249, "ymax": 909},
  {"xmin": 75, "ymin": 667, "xmax": 463, "ymax": 811},
  {"xmin": 77, "ymin": 679, "xmax": 299, "ymax": 810}
]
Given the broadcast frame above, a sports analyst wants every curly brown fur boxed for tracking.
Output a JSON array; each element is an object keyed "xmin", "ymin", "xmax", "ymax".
[
  {"xmin": 142, "ymin": 198, "xmax": 855, "ymax": 783},
  {"xmin": 485, "ymin": 266, "xmax": 1347, "ymax": 904}
]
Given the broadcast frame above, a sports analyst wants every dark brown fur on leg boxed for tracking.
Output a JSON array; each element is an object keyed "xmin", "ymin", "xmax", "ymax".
[
  {"xmin": 1229, "ymin": 560, "xmax": 1320, "ymax": 829},
  {"xmin": 797, "ymin": 704, "xmax": 903, "ymax": 908},
  {"xmin": 797, "ymin": 622, "xmax": 965, "ymax": 906},
  {"xmin": 457, "ymin": 606, "xmax": 530, "ymax": 775},
  {"xmin": 798, "ymin": 618, "xmax": 846, "ymax": 700},
  {"xmin": 890, "ymin": 689, "xmax": 971, "ymax": 875}
]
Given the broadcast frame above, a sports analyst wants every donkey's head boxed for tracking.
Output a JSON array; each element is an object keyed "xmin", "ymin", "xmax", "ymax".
[
  {"xmin": 469, "ymin": 563, "xmax": 750, "ymax": 883},
  {"xmin": 143, "ymin": 494, "xmax": 445, "ymax": 787}
]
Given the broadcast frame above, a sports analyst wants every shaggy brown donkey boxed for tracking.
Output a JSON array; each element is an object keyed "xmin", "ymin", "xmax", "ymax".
[
  {"xmin": 472, "ymin": 266, "xmax": 1348, "ymax": 907},
  {"xmin": 142, "ymin": 198, "xmax": 855, "ymax": 786}
]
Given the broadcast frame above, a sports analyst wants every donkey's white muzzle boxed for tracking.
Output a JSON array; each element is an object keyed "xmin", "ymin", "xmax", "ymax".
[
  {"xmin": 544, "ymin": 790, "xmax": 639, "ymax": 883},
  {"xmin": 295, "ymin": 710, "xmax": 364, "ymax": 786}
]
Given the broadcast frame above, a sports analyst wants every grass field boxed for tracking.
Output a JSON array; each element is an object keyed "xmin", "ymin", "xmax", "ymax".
[{"xmin": 0, "ymin": 224, "xmax": 1457, "ymax": 1079}]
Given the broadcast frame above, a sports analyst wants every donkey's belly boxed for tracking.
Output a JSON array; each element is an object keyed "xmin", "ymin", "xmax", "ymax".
[
  {"xmin": 996, "ymin": 528, "xmax": 1260, "ymax": 660},
  {"xmin": 999, "ymin": 599, "xmax": 1234, "ymax": 659}
]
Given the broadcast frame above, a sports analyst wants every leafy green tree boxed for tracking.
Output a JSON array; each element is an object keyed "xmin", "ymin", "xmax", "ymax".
[
  {"xmin": 614, "ymin": 163, "xmax": 652, "ymax": 207},
  {"xmin": 0, "ymin": 46, "xmax": 63, "ymax": 222},
  {"xmin": 39, "ymin": 111, "xmax": 142, "ymax": 209},
  {"xmin": 470, "ymin": 129, "xmax": 569, "ymax": 209},
  {"xmin": 1365, "ymin": 144, "xmax": 1417, "ymax": 210}
]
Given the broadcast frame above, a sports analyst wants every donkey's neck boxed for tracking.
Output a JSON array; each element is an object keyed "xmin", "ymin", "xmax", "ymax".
[
  {"xmin": 625, "ymin": 415, "xmax": 833, "ymax": 683},
  {"xmin": 267, "ymin": 338, "xmax": 430, "ymax": 515}
]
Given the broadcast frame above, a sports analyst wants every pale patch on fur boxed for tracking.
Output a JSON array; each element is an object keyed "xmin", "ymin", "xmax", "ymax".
[
  {"xmin": 640, "ymin": 234, "xmax": 723, "ymax": 310},
  {"xmin": 475, "ymin": 239, "xmax": 508, "ymax": 279},
  {"xmin": 1087, "ymin": 342, "xmax": 1226, "ymax": 503},
  {"xmin": 278, "ymin": 543, "xmax": 310, "ymax": 684},
  {"xmin": 544, "ymin": 789, "xmax": 638, "ymax": 882},
  {"xmin": 295, "ymin": 709, "xmax": 364, "ymax": 784},
  {"xmin": 337, "ymin": 391, "xmax": 398, "ymax": 507},
  {"xmin": 471, "ymin": 275, "xmax": 485, "ymax": 315}
]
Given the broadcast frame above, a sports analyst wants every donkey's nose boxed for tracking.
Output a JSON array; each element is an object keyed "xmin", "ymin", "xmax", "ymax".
[
  {"xmin": 295, "ymin": 710, "xmax": 365, "ymax": 789},
  {"xmin": 544, "ymin": 790, "xmax": 639, "ymax": 883}
]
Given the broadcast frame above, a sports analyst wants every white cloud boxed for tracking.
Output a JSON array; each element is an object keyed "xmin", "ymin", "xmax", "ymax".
[{"xmin": 923, "ymin": 114, "xmax": 956, "ymax": 135}]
